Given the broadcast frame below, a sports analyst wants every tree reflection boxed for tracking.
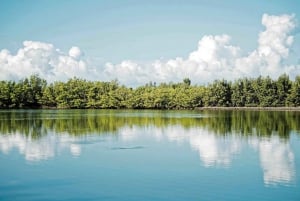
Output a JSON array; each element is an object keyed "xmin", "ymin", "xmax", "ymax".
[{"xmin": 0, "ymin": 110, "xmax": 299, "ymax": 139}]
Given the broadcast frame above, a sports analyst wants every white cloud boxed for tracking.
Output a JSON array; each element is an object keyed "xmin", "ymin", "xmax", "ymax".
[
  {"xmin": 236, "ymin": 14, "xmax": 297, "ymax": 78},
  {"xmin": 102, "ymin": 13, "xmax": 300, "ymax": 85},
  {"xmin": 69, "ymin": 46, "xmax": 82, "ymax": 59},
  {"xmin": 0, "ymin": 14, "xmax": 299, "ymax": 86},
  {"xmin": 0, "ymin": 41, "xmax": 98, "ymax": 82},
  {"xmin": 104, "ymin": 60, "xmax": 149, "ymax": 86}
]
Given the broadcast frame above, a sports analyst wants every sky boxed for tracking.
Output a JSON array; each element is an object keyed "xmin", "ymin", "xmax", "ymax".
[{"xmin": 0, "ymin": 0, "xmax": 300, "ymax": 86}]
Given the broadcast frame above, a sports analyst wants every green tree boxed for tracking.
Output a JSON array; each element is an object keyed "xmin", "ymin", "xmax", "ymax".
[
  {"xmin": 243, "ymin": 78, "xmax": 259, "ymax": 106},
  {"xmin": 0, "ymin": 81, "xmax": 12, "ymax": 108},
  {"xmin": 205, "ymin": 80, "xmax": 231, "ymax": 106},
  {"xmin": 40, "ymin": 83, "xmax": 57, "ymax": 107},
  {"xmin": 253, "ymin": 76, "xmax": 278, "ymax": 107},
  {"xmin": 183, "ymin": 78, "xmax": 191, "ymax": 86},
  {"xmin": 231, "ymin": 79, "xmax": 245, "ymax": 107},
  {"xmin": 286, "ymin": 76, "xmax": 300, "ymax": 106},
  {"xmin": 276, "ymin": 74, "xmax": 292, "ymax": 106}
]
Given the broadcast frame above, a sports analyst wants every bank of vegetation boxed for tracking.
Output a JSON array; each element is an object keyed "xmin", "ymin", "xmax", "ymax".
[{"xmin": 0, "ymin": 74, "xmax": 300, "ymax": 109}]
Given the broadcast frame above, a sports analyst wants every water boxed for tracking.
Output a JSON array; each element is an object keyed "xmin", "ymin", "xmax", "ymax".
[{"xmin": 0, "ymin": 109, "xmax": 299, "ymax": 201}]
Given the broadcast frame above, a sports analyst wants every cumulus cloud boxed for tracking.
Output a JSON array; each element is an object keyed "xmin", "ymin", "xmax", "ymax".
[
  {"xmin": 69, "ymin": 46, "xmax": 82, "ymax": 59},
  {"xmin": 236, "ymin": 14, "xmax": 298, "ymax": 78},
  {"xmin": 104, "ymin": 14, "xmax": 299, "ymax": 85},
  {"xmin": 0, "ymin": 14, "xmax": 299, "ymax": 85},
  {"xmin": 0, "ymin": 41, "xmax": 98, "ymax": 82}
]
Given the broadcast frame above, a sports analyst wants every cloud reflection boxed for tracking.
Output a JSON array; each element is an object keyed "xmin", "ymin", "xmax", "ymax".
[
  {"xmin": 0, "ymin": 133, "xmax": 82, "ymax": 161},
  {"xmin": 118, "ymin": 125, "xmax": 296, "ymax": 185},
  {"xmin": 189, "ymin": 132, "xmax": 240, "ymax": 167},
  {"xmin": 119, "ymin": 126, "xmax": 241, "ymax": 167},
  {"xmin": 0, "ymin": 125, "xmax": 296, "ymax": 186},
  {"xmin": 250, "ymin": 136, "xmax": 295, "ymax": 185}
]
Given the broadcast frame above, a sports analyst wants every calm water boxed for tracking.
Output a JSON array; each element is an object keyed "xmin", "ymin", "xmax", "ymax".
[{"xmin": 0, "ymin": 110, "xmax": 299, "ymax": 201}]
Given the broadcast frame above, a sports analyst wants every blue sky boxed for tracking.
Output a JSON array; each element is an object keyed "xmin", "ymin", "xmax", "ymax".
[{"xmin": 1, "ymin": 0, "xmax": 300, "ymax": 85}]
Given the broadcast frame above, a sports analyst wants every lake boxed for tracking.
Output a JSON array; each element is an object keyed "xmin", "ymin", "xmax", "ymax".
[{"xmin": 0, "ymin": 109, "xmax": 299, "ymax": 201}]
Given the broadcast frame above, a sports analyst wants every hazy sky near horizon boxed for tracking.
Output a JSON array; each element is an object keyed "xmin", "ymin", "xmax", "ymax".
[{"xmin": 1, "ymin": 0, "xmax": 300, "ymax": 86}]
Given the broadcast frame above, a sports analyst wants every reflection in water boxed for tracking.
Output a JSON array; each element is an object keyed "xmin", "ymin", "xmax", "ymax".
[
  {"xmin": 70, "ymin": 144, "xmax": 81, "ymax": 156},
  {"xmin": 0, "ymin": 110, "xmax": 298, "ymax": 186},
  {"xmin": 0, "ymin": 133, "xmax": 82, "ymax": 161},
  {"xmin": 117, "ymin": 124, "xmax": 241, "ymax": 167},
  {"xmin": 250, "ymin": 136, "xmax": 295, "ymax": 186},
  {"xmin": 119, "ymin": 126, "xmax": 241, "ymax": 167},
  {"xmin": 189, "ymin": 132, "xmax": 240, "ymax": 167}
]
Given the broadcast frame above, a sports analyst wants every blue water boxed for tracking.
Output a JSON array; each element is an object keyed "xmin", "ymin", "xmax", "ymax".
[{"xmin": 0, "ymin": 110, "xmax": 299, "ymax": 200}]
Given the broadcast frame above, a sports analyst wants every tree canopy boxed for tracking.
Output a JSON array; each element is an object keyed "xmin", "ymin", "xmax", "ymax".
[{"xmin": 0, "ymin": 74, "xmax": 300, "ymax": 109}]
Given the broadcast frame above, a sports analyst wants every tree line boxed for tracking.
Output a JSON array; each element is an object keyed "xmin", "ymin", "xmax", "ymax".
[{"xmin": 0, "ymin": 74, "xmax": 300, "ymax": 109}]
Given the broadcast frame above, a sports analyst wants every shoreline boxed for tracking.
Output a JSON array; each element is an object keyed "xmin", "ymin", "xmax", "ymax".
[
  {"xmin": 195, "ymin": 107, "xmax": 300, "ymax": 111},
  {"xmin": 1, "ymin": 107, "xmax": 300, "ymax": 111}
]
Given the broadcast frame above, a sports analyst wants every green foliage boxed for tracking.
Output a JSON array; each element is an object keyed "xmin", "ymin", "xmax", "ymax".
[
  {"xmin": 243, "ymin": 78, "xmax": 258, "ymax": 106},
  {"xmin": 231, "ymin": 79, "xmax": 245, "ymax": 106},
  {"xmin": 0, "ymin": 75, "xmax": 46, "ymax": 108},
  {"xmin": 286, "ymin": 76, "xmax": 300, "ymax": 106},
  {"xmin": 277, "ymin": 74, "xmax": 292, "ymax": 106},
  {"xmin": 183, "ymin": 78, "xmax": 191, "ymax": 86},
  {"xmin": 0, "ymin": 81, "xmax": 12, "ymax": 108},
  {"xmin": 0, "ymin": 74, "xmax": 300, "ymax": 109},
  {"xmin": 253, "ymin": 76, "xmax": 278, "ymax": 106},
  {"xmin": 40, "ymin": 83, "xmax": 56, "ymax": 107},
  {"xmin": 205, "ymin": 80, "xmax": 231, "ymax": 106}
]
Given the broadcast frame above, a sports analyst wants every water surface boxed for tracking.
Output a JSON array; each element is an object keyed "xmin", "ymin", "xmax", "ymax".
[{"xmin": 0, "ymin": 110, "xmax": 299, "ymax": 201}]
